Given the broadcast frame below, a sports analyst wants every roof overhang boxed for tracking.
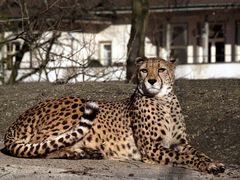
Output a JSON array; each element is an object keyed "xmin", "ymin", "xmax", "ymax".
[{"xmin": 92, "ymin": 3, "xmax": 240, "ymax": 15}]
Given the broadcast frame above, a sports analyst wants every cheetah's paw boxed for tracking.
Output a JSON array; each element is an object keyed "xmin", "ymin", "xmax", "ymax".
[{"xmin": 207, "ymin": 162, "xmax": 225, "ymax": 175}]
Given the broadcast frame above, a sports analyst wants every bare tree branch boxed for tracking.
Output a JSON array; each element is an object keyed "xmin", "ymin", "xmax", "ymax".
[{"xmin": 16, "ymin": 32, "xmax": 61, "ymax": 82}]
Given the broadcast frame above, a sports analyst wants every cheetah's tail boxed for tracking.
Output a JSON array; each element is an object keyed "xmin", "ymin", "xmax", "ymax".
[{"xmin": 4, "ymin": 102, "xmax": 99, "ymax": 158}]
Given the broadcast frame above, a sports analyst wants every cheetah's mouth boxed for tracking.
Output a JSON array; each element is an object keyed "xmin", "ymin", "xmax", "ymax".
[
  {"xmin": 141, "ymin": 84, "xmax": 162, "ymax": 97},
  {"xmin": 141, "ymin": 83, "xmax": 172, "ymax": 97},
  {"xmin": 146, "ymin": 87, "xmax": 160, "ymax": 94}
]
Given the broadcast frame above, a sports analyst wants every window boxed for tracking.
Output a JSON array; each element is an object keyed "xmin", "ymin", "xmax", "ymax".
[
  {"xmin": 6, "ymin": 41, "xmax": 21, "ymax": 69},
  {"xmin": 237, "ymin": 22, "xmax": 240, "ymax": 45},
  {"xmin": 170, "ymin": 24, "xmax": 187, "ymax": 64},
  {"xmin": 171, "ymin": 25, "xmax": 187, "ymax": 46},
  {"xmin": 155, "ymin": 25, "xmax": 166, "ymax": 57},
  {"xmin": 236, "ymin": 22, "xmax": 240, "ymax": 61},
  {"xmin": 99, "ymin": 41, "xmax": 112, "ymax": 66}
]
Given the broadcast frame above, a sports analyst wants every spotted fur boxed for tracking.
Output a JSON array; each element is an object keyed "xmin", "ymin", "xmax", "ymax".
[
  {"xmin": 4, "ymin": 57, "xmax": 224, "ymax": 174},
  {"xmin": 4, "ymin": 102, "xmax": 99, "ymax": 157}
]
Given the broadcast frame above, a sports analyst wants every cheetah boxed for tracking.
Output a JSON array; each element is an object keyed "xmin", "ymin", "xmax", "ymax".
[{"xmin": 4, "ymin": 57, "xmax": 225, "ymax": 175}]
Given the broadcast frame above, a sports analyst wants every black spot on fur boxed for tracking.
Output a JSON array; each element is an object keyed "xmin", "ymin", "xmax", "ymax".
[
  {"xmin": 161, "ymin": 130, "xmax": 166, "ymax": 135},
  {"xmin": 72, "ymin": 114, "xmax": 78, "ymax": 119},
  {"xmin": 63, "ymin": 125, "xmax": 69, "ymax": 130},
  {"xmin": 156, "ymin": 136, "xmax": 162, "ymax": 142},
  {"xmin": 80, "ymin": 107, "xmax": 84, "ymax": 112},
  {"xmin": 81, "ymin": 99, "xmax": 86, "ymax": 103},
  {"xmin": 53, "ymin": 144, "xmax": 58, "ymax": 148},
  {"xmin": 77, "ymin": 129, "xmax": 83, "ymax": 134},
  {"xmin": 71, "ymin": 104, "xmax": 78, "ymax": 109},
  {"xmin": 53, "ymin": 105, "xmax": 59, "ymax": 109},
  {"xmin": 165, "ymin": 158, "xmax": 170, "ymax": 164},
  {"xmin": 42, "ymin": 143, "xmax": 47, "ymax": 149},
  {"xmin": 65, "ymin": 101, "xmax": 70, "ymax": 105},
  {"xmin": 72, "ymin": 132, "xmax": 77, "ymax": 137},
  {"xmin": 87, "ymin": 135, "xmax": 92, "ymax": 142},
  {"xmin": 65, "ymin": 112, "xmax": 71, "ymax": 117}
]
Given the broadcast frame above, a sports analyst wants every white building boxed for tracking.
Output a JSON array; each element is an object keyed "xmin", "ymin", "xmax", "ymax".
[{"xmin": 1, "ymin": 0, "xmax": 240, "ymax": 83}]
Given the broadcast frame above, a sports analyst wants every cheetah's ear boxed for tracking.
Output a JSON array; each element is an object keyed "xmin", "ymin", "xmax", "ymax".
[
  {"xmin": 135, "ymin": 57, "xmax": 146, "ymax": 66},
  {"xmin": 168, "ymin": 57, "xmax": 177, "ymax": 68},
  {"xmin": 169, "ymin": 57, "xmax": 176, "ymax": 64}
]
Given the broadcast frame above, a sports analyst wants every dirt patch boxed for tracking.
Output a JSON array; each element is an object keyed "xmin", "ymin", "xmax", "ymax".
[{"xmin": 0, "ymin": 79, "xmax": 239, "ymax": 165}]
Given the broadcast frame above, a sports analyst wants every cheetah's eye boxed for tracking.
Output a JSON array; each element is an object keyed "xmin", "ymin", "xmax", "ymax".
[
  {"xmin": 140, "ymin": 69, "xmax": 148, "ymax": 73},
  {"xmin": 158, "ymin": 68, "xmax": 166, "ymax": 73}
]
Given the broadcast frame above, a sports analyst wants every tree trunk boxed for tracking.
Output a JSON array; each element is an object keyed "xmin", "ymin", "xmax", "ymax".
[
  {"xmin": 126, "ymin": 0, "xmax": 149, "ymax": 82},
  {"xmin": 7, "ymin": 42, "xmax": 30, "ymax": 84}
]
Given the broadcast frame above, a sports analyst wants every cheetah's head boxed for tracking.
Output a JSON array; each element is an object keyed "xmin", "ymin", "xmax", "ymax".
[{"xmin": 135, "ymin": 57, "xmax": 175, "ymax": 97}]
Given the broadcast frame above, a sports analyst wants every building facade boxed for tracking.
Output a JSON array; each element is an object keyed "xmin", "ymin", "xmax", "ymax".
[{"xmin": 1, "ymin": 0, "xmax": 240, "ymax": 83}]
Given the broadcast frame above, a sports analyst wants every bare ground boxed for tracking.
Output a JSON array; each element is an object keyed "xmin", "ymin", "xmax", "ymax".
[{"xmin": 0, "ymin": 79, "xmax": 239, "ymax": 179}]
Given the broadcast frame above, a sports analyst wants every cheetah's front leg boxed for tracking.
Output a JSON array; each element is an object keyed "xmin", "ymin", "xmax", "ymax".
[
  {"xmin": 142, "ymin": 144, "xmax": 225, "ymax": 175},
  {"xmin": 175, "ymin": 143, "xmax": 225, "ymax": 174}
]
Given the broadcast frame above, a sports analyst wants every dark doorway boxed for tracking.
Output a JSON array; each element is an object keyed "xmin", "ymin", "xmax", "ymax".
[
  {"xmin": 208, "ymin": 24, "xmax": 225, "ymax": 63},
  {"xmin": 215, "ymin": 42, "xmax": 225, "ymax": 62}
]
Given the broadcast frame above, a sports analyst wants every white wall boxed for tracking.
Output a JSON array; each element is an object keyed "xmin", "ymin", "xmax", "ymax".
[
  {"xmin": 95, "ymin": 24, "xmax": 131, "ymax": 63},
  {"xmin": 2, "ymin": 24, "xmax": 240, "ymax": 84},
  {"xmin": 175, "ymin": 63, "xmax": 240, "ymax": 79},
  {"xmin": 16, "ymin": 63, "xmax": 240, "ymax": 83}
]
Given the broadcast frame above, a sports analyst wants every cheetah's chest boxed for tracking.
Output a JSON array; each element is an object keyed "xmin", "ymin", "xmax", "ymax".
[{"xmin": 132, "ymin": 97, "xmax": 183, "ymax": 149}]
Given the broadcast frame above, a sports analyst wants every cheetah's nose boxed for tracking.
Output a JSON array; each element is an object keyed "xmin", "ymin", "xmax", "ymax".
[{"xmin": 148, "ymin": 79, "xmax": 157, "ymax": 85}]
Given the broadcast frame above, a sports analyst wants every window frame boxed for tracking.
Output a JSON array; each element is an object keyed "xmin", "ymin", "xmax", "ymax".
[
  {"xmin": 99, "ymin": 41, "xmax": 112, "ymax": 66},
  {"xmin": 169, "ymin": 23, "xmax": 188, "ymax": 64}
]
